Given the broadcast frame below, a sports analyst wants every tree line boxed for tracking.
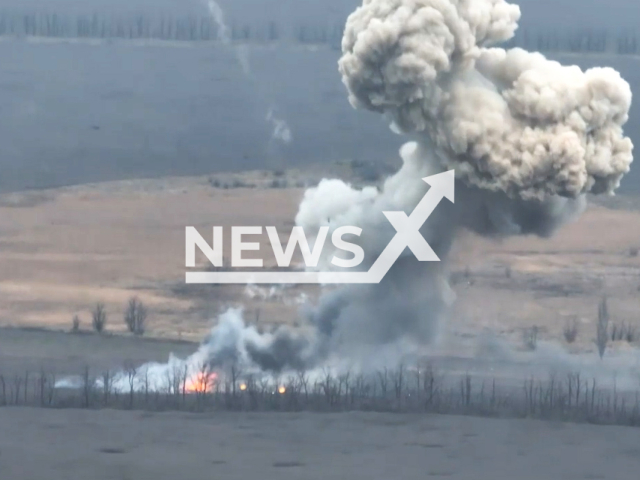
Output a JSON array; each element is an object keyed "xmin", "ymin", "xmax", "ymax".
[
  {"xmin": 1, "ymin": 363, "xmax": 640, "ymax": 430},
  {"xmin": 2, "ymin": 12, "xmax": 636, "ymax": 54},
  {"xmin": 0, "ymin": 12, "xmax": 343, "ymax": 46}
]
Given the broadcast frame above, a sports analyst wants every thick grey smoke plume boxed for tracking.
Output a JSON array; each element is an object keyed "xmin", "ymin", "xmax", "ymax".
[{"xmin": 116, "ymin": 0, "xmax": 633, "ymax": 381}]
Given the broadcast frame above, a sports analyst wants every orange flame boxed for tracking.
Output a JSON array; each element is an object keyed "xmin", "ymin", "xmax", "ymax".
[{"xmin": 185, "ymin": 372, "xmax": 217, "ymax": 393}]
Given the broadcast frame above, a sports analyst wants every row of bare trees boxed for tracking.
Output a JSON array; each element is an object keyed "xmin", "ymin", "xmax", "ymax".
[
  {"xmin": 522, "ymin": 296, "xmax": 637, "ymax": 357},
  {"xmin": 72, "ymin": 297, "xmax": 148, "ymax": 336},
  {"xmin": 2, "ymin": 13, "xmax": 640, "ymax": 54},
  {"xmin": 592, "ymin": 296, "xmax": 637, "ymax": 358},
  {"xmin": 0, "ymin": 13, "xmax": 342, "ymax": 44},
  {"xmin": 2, "ymin": 363, "xmax": 639, "ymax": 427}
]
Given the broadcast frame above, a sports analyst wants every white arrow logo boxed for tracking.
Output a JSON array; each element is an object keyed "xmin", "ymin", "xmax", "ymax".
[{"xmin": 186, "ymin": 170, "xmax": 455, "ymax": 284}]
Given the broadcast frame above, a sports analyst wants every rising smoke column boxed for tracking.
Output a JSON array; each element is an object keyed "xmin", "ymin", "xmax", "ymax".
[
  {"xmin": 246, "ymin": 0, "xmax": 633, "ymax": 372},
  {"xmin": 109, "ymin": 0, "xmax": 633, "ymax": 381}
]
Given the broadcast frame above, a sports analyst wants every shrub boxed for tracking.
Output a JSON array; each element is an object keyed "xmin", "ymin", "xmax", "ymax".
[
  {"xmin": 610, "ymin": 322, "xmax": 637, "ymax": 343},
  {"xmin": 269, "ymin": 179, "xmax": 288, "ymax": 189}
]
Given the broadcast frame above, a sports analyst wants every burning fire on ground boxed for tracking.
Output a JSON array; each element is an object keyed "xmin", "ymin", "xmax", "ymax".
[
  {"xmin": 184, "ymin": 372, "xmax": 218, "ymax": 393},
  {"xmin": 182, "ymin": 373, "xmax": 286, "ymax": 395}
]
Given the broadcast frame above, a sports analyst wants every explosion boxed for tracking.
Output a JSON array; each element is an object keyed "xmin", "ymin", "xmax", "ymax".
[
  {"xmin": 100, "ymin": 0, "xmax": 633, "ymax": 386},
  {"xmin": 238, "ymin": 0, "xmax": 632, "ymax": 372},
  {"xmin": 184, "ymin": 371, "xmax": 217, "ymax": 394}
]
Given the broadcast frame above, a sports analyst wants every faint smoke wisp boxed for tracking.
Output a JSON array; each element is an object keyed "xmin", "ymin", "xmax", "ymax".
[
  {"xmin": 207, "ymin": 0, "xmax": 230, "ymax": 44},
  {"xmin": 266, "ymin": 107, "xmax": 293, "ymax": 145},
  {"xmin": 205, "ymin": 0, "xmax": 292, "ymax": 145}
]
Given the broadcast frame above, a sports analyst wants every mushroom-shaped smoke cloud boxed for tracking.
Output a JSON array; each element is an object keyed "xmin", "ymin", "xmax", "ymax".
[{"xmin": 338, "ymin": 0, "xmax": 633, "ymax": 200}]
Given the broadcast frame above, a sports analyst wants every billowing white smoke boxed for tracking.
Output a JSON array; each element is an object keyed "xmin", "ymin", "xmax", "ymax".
[
  {"xmin": 338, "ymin": 0, "xmax": 632, "ymax": 200},
  {"xmin": 255, "ymin": 0, "xmax": 630, "ymax": 372},
  {"xmin": 279, "ymin": 0, "xmax": 633, "ymax": 372},
  {"xmin": 88, "ymin": 0, "xmax": 632, "ymax": 386}
]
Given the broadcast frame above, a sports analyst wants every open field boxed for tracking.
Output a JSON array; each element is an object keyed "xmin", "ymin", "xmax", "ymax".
[
  {"xmin": 0, "ymin": 327, "xmax": 196, "ymax": 377},
  {"xmin": 1, "ymin": 408, "xmax": 639, "ymax": 480},
  {"xmin": 0, "ymin": 171, "xmax": 324, "ymax": 340},
  {"xmin": 1, "ymin": 172, "xmax": 640, "ymax": 354}
]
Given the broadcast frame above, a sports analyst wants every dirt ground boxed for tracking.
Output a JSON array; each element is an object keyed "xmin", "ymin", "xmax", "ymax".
[
  {"xmin": 0, "ymin": 171, "xmax": 639, "ymax": 353},
  {"xmin": 0, "ymin": 408, "xmax": 638, "ymax": 480}
]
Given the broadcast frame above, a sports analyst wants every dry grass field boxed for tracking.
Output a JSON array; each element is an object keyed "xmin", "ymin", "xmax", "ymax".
[
  {"xmin": 1, "ymin": 172, "xmax": 640, "ymax": 480},
  {"xmin": 0, "ymin": 172, "xmax": 312, "ymax": 340},
  {"xmin": 0, "ymin": 170, "xmax": 639, "ymax": 354}
]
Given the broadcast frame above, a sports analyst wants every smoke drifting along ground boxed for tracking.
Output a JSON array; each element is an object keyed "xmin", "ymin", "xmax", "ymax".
[{"xmin": 124, "ymin": 0, "xmax": 634, "ymax": 382}]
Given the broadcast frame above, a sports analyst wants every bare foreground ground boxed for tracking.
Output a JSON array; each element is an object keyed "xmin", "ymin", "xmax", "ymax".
[{"xmin": 1, "ymin": 408, "xmax": 639, "ymax": 480}]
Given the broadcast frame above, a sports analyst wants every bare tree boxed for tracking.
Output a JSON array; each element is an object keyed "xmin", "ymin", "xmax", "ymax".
[
  {"xmin": 101, "ymin": 371, "xmax": 113, "ymax": 405},
  {"xmin": 596, "ymin": 296, "xmax": 609, "ymax": 359},
  {"xmin": 72, "ymin": 314, "xmax": 80, "ymax": 333},
  {"xmin": 124, "ymin": 296, "xmax": 148, "ymax": 336},
  {"xmin": 92, "ymin": 302, "xmax": 107, "ymax": 333},
  {"xmin": 124, "ymin": 361, "xmax": 138, "ymax": 408},
  {"xmin": 81, "ymin": 366, "xmax": 95, "ymax": 407},
  {"xmin": 194, "ymin": 361, "xmax": 215, "ymax": 397},
  {"xmin": 297, "ymin": 369, "xmax": 309, "ymax": 403}
]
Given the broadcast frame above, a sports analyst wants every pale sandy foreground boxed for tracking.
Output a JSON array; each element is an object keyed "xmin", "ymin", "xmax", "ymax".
[{"xmin": 1, "ymin": 409, "xmax": 639, "ymax": 480}]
